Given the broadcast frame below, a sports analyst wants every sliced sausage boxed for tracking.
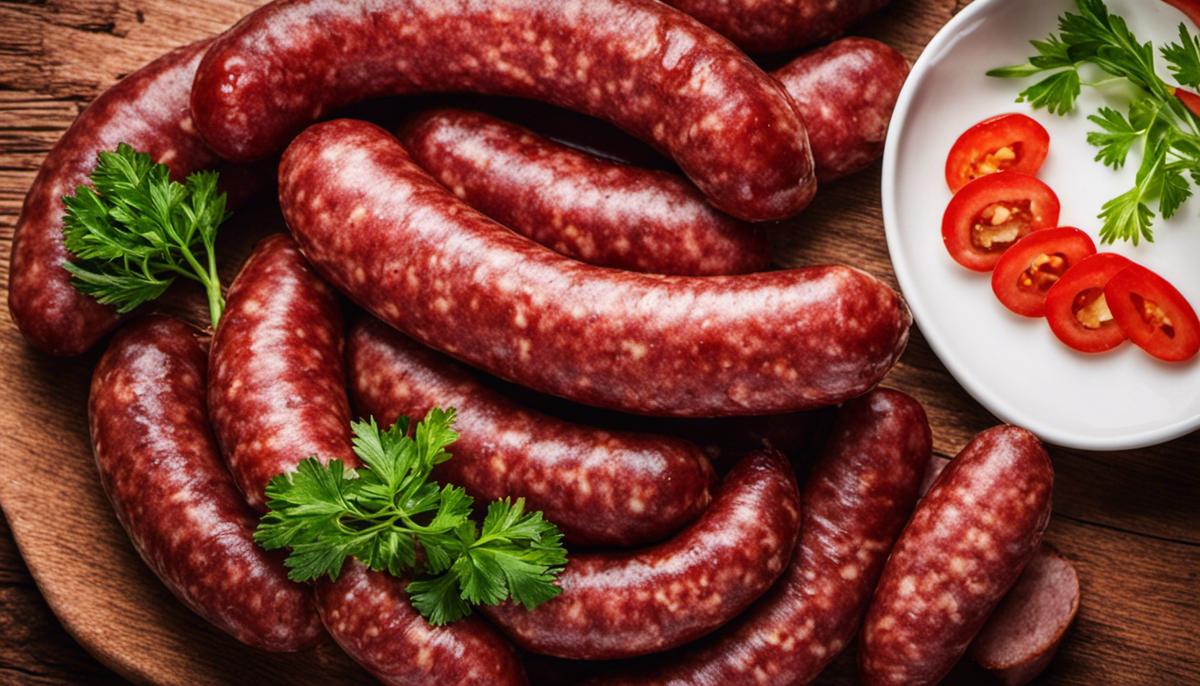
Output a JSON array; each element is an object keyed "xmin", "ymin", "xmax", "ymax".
[
  {"xmin": 662, "ymin": 0, "xmax": 890, "ymax": 52},
  {"xmin": 279, "ymin": 119, "xmax": 910, "ymax": 417},
  {"xmin": 10, "ymin": 41, "xmax": 220, "ymax": 356},
  {"xmin": 775, "ymin": 38, "xmax": 910, "ymax": 182},
  {"xmin": 604, "ymin": 387, "xmax": 930, "ymax": 685},
  {"xmin": 860, "ymin": 426, "xmax": 1054, "ymax": 686},
  {"xmin": 208, "ymin": 233, "xmax": 355, "ymax": 511},
  {"xmin": 397, "ymin": 109, "xmax": 771, "ymax": 276},
  {"xmin": 317, "ymin": 560, "xmax": 527, "ymax": 686},
  {"xmin": 190, "ymin": 0, "xmax": 816, "ymax": 221},
  {"xmin": 347, "ymin": 316, "xmax": 716, "ymax": 547},
  {"xmin": 88, "ymin": 315, "xmax": 321, "ymax": 651},
  {"xmin": 482, "ymin": 449, "xmax": 802, "ymax": 660},
  {"xmin": 970, "ymin": 544, "xmax": 1080, "ymax": 686}
]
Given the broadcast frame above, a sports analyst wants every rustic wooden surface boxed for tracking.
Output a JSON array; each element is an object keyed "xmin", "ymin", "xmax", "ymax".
[{"xmin": 0, "ymin": 0, "xmax": 1197, "ymax": 684}]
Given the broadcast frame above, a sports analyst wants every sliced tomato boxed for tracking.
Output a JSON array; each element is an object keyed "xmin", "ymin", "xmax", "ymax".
[
  {"xmin": 1174, "ymin": 87, "xmax": 1200, "ymax": 119},
  {"xmin": 945, "ymin": 113, "xmax": 1050, "ymax": 192},
  {"xmin": 1044, "ymin": 253, "xmax": 1133, "ymax": 353},
  {"xmin": 942, "ymin": 172, "xmax": 1061, "ymax": 272},
  {"xmin": 991, "ymin": 227, "xmax": 1096, "ymax": 317},
  {"xmin": 1105, "ymin": 264, "xmax": 1200, "ymax": 362}
]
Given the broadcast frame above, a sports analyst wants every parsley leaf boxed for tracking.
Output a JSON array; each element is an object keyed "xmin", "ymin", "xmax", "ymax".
[
  {"xmin": 255, "ymin": 409, "xmax": 568, "ymax": 626},
  {"xmin": 1087, "ymin": 107, "xmax": 1139, "ymax": 168},
  {"xmin": 1017, "ymin": 70, "xmax": 1082, "ymax": 115},
  {"xmin": 62, "ymin": 143, "xmax": 229, "ymax": 328},
  {"xmin": 1163, "ymin": 24, "xmax": 1200, "ymax": 88},
  {"xmin": 990, "ymin": 0, "xmax": 1200, "ymax": 243}
]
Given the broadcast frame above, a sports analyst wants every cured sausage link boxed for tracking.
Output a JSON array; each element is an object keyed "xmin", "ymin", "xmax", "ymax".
[
  {"xmin": 208, "ymin": 234, "xmax": 356, "ymax": 511},
  {"xmin": 775, "ymin": 38, "xmax": 910, "ymax": 182},
  {"xmin": 347, "ymin": 317, "xmax": 716, "ymax": 547},
  {"xmin": 317, "ymin": 560, "xmax": 527, "ymax": 686},
  {"xmin": 279, "ymin": 119, "xmax": 911, "ymax": 417},
  {"xmin": 604, "ymin": 387, "xmax": 931, "ymax": 685},
  {"xmin": 396, "ymin": 39, "xmax": 908, "ymax": 277},
  {"xmin": 397, "ymin": 109, "xmax": 772, "ymax": 276},
  {"xmin": 190, "ymin": 0, "xmax": 816, "ymax": 221},
  {"xmin": 663, "ymin": 0, "xmax": 890, "ymax": 52},
  {"xmin": 88, "ymin": 315, "xmax": 322, "ymax": 651},
  {"xmin": 482, "ymin": 449, "xmax": 802, "ymax": 660},
  {"xmin": 9, "ymin": 41, "xmax": 219, "ymax": 356},
  {"xmin": 860, "ymin": 425, "xmax": 1054, "ymax": 686}
]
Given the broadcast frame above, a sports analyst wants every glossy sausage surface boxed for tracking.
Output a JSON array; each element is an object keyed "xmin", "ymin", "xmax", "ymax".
[
  {"xmin": 317, "ymin": 560, "xmax": 527, "ymax": 686},
  {"xmin": 209, "ymin": 233, "xmax": 355, "ymax": 511},
  {"xmin": 483, "ymin": 449, "xmax": 802, "ymax": 660},
  {"xmin": 89, "ymin": 315, "xmax": 321, "ymax": 651},
  {"xmin": 279, "ymin": 120, "xmax": 911, "ymax": 417},
  {"xmin": 191, "ymin": 0, "xmax": 816, "ymax": 221},
  {"xmin": 347, "ymin": 317, "xmax": 716, "ymax": 547},
  {"xmin": 860, "ymin": 426, "xmax": 1054, "ymax": 686}
]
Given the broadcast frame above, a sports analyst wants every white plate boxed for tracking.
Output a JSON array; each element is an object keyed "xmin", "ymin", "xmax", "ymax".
[{"xmin": 882, "ymin": 0, "xmax": 1200, "ymax": 451}]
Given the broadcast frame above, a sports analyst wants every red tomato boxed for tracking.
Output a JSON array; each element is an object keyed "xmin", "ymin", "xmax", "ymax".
[
  {"xmin": 942, "ymin": 172, "xmax": 1061, "ymax": 272},
  {"xmin": 1044, "ymin": 253, "xmax": 1133, "ymax": 353},
  {"xmin": 991, "ymin": 227, "xmax": 1096, "ymax": 317},
  {"xmin": 1105, "ymin": 264, "xmax": 1200, "ymax": 362},
  {"xmin": 945, "ymin": 113, "xmax": 1050, "ymax": 192}
]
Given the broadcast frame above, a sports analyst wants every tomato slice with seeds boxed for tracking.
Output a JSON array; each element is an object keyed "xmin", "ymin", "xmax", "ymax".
[
  {"xmin": 945, "ymin": 113, "xmax": 1050, "ymax": 192},
  {"xmin": 1105, "ymin": 264, "xmax": 1200, "ymax": 362},
  {"xmin": 991, "ymin": 227, "xmax": 1096, "ymax": 317},
  {"xmin": 1044, "ymin": 253, "xmax": 1132, "ymax": 353},
  {"xmin": 942, "ymin": 172, "xmax": 1061, "ymax": 272}
]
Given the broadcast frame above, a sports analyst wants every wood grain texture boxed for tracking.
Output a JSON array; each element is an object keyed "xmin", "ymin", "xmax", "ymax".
[{"xmin": 0, "ymin": 0, "xmax": 1196, "ymax": 684}]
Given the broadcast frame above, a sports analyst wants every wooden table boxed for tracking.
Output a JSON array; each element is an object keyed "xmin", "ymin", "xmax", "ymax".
[{"xmin": 1, "ymin": 0, "xmax": 1197, "ymax": 684}]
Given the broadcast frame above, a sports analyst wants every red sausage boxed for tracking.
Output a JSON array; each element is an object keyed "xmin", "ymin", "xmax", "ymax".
[
  {"xmin": 190, "ymin": 0, "xmax": 816, "ymax": 221},
  {"xmin": 662, "ymin": 0, "xmax": 889, "ymax": 52},
  {"xmin": 9, "ymin": 41, "xmax": 221, "ymax": 356},
  {"xmin": 279, "ymin": 120, "xmax": 910, "ymax": 417},
  {"xmin": 347, "ymin": 317, "xmax": 715, "ymax": 547},
  {"xmin": 775, "ymin": 38, "xmax": 910, "ymax": 182},
  {"xmin": 397, "ymin": 109, "xmax": 771, "ymax": 276},
  {"xmin": 208, "ymin": 234, "xmax": 355, "ymax": 511},
  {"xmin": 317, "ymin": 560, "xmax": 527, "ymax": 686},
  {"xmin": 88, "ymin": 315, "xmax": 321, "ymax": 651},
  {"xmin": 605, "ymin": 387, "xmax": 930, "ymax": 685},
  {"xmin": 860, "ymin": 426, "xmax": 1054, "ymax": 686},
  {"xmin": 970, "ymin": 543, "xmax": 1080, "ymax": 686},
  {"xmin": 482, "ymin": 449, "xmax": 802, "ymax": 660}
]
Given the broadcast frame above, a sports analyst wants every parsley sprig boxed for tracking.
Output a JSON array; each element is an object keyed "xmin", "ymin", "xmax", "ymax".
[
  {"xmin": 988, "ymin": 0, "xmax": 1200, "ymax": 244},
  {"xmin": 62, "ymin": 143, "xmax": 229, "ymax": 328},
  {"xmin": 254, "ymin": 409, "xmax": 567, "ymax": 626}
]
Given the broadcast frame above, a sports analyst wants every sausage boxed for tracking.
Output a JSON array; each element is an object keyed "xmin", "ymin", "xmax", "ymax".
[
  {"xmin": 482, "ymin": 449, "xmax": 802, "ymax": 660},
  {"xmin": 88, "ymin": 315, "xmax": 321, "ymax": 651},
  {"xmin": 661, "ymin": 0, "xmax": 889, "ymax": 52},
  {"xmin": 397, "ymin": 109, "xmax": 771, "ymax": 276},
  {"xmin": 208, "ymin": 233, "xmax": 355, "ymax": 511},
  {"xmin": 969, "ymin": 544, "xmax": 1080, "ymax": 686},
  {"xmin": 279, "ymin": 119, "xmax": 910, "ymax": 417},
  {"xmin": 603, "ymin": 387, "xmax": 930, "ymax": 685},
  {"xmin": 919, "ymin": 455, "xmax": 950, "ymax": 497},
  {"xmin": 9, "ymin": 40, "xmax": 221, "ymax": 356},
  {"xmin": 347, "ymin": 317, "xmax": 715, "ymax": 547},
  {"xmin": 775, "ymin": 38, "xmax": 910, "ymax": 182},
  {"xmin": 859, "ymin": 425, "xmax": 1054, "ymax": 686},
  {"xmin": 190, "ymin": 0, "xmax": 816, "ymax": 221},
  {"xmin": 316, "ymin": 559, "xmax": 527, "ymax": 686}
]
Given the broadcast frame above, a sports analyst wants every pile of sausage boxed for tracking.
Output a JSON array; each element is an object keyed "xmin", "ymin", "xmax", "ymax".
[{"xmin": 7, "ymin": 0, "xmax": 1082, "ymax": 684}]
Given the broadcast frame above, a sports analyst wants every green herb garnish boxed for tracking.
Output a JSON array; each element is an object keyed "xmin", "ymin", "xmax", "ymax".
[
  {"xmin": 62, "ymin": 143, "xmax": 228, "ymax": 328},
  {"xmin": 254, "ymin": 408, "xmax": 567, "ymax": 626},
  {"xmin": 989, "ymin": 0, "xmax": 1200, "ymax": 244}
]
